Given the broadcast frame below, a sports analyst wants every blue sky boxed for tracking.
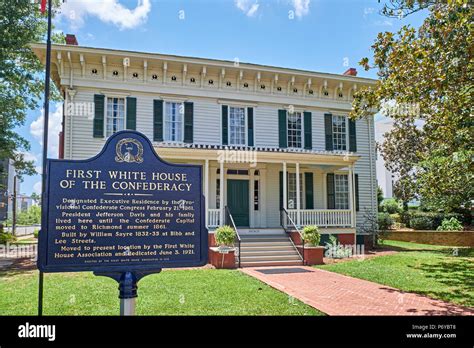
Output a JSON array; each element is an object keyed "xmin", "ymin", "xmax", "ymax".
[{"xmin": 17, "ymin": 0, "xmax": 426, "ymax": 196}]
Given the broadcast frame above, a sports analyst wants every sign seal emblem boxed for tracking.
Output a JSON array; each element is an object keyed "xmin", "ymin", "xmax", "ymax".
[{"xmin": 115, "ymin": 138, "xmax": 144, "ymax": 163}]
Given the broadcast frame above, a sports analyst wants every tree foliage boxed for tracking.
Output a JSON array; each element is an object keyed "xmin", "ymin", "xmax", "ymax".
[
  {"xmin": 0, "ymin": 0, "xmax": 61, "ymax": 180},
  {"xmin": 352, "ymin": 0, "xmax": 473, "ymax": 212}
]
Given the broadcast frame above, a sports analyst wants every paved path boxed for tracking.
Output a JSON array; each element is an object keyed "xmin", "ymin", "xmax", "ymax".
[{"xmin": 241, "ymin": 266, "xmax": 474, "ymax": 316}]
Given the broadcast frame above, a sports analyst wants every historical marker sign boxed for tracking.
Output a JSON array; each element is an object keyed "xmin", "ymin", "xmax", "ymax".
[{"xmin": 38, "ymin": 130, "xmax": 208, "ymax": 273}]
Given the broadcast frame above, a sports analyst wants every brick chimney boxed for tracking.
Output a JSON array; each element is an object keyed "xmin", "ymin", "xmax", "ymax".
[
  {"xmin": 343, "ymin": 68, "xmax": 357, "ymax": 76},
  {"xmin": 65, "ymin": 34, "xmax": 78, "ymax": 45}
]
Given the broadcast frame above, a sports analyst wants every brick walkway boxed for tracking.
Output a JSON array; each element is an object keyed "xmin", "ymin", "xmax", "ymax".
[{"xmin": 241, "ymin": 266, "xmax": 474, "ymax": 316}]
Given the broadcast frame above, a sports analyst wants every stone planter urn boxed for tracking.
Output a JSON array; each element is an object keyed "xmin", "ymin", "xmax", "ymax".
[{"xmin": 209, "ymin": 246, "xmax": 236, "ymax": 269}]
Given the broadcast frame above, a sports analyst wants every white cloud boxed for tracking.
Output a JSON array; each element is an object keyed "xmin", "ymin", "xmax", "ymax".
[
  {"xmin": 58, "ymin": 0, "xmax": 152, "ymax": 30},
  {"xmin": 30, "ymin": 103, "xmax": 63, "ymax": 160},
  {"xmin": 18, "ymin": 151, "xmax": 38, "ymax": 164},
  {"xmin": 292, "ymin": 0, "xmax": 310, "ymax": 18},
  {"xmin": 33, "ymin": 181, "xmax": 42, "ymax": 195},
  {"xmin": 235, "ymin": 0, "xmax": 260, "ymax": 17},
  {"xmin": 374, "ymin": 19, "xmax": 393, "ymax": 26}
]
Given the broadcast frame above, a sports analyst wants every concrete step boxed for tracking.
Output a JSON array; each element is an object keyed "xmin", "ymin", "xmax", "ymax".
[
  {"xmin": 240, "ymin": 254, "xmax": 302, "ymax": 262},
  {"xmin": 240, "ymin": 245, "xmax": 297, "ymax": 252},
  {"xmin": 240, "ymin": 260, "xmax": 304, "ymax": 267},
  {"xmin": 240, "ymin": 250, "xmax": 301, "ymax": 257},
  {"xmin": 240, "ymin": 241, "xmax": 294, "ymax": 247}
]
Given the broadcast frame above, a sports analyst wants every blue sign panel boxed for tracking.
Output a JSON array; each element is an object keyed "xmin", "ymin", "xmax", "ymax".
[{"xmin": 38, "ymin": 130, "xmax": 207, "ymax": 272}]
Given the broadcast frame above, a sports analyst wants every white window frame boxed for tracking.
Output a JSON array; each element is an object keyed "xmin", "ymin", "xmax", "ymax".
[
  {"xmin": 332, "ymin": 115, "xmax": 349, "ymax": 151},
  {"xmin": 105, "ymin": 96, "xmax": 127, "ymax": 138},
  {"xmin": 287, "ymin": 111, "xmax": 304, "ymax": 149},
  {"xmin": 334, "ymin": 173, "xmax": 349, "ymax": 210},
  {"xmin": 286, "ymin": 172, "xmax": 304, "ymax": 209},
  {"xmin": 163, "ymin": 101, "xmax": 185, "ymax": 143},
  {"xmin": 228, "ymin": 106, "xmax": 247, "ymax": 146}
]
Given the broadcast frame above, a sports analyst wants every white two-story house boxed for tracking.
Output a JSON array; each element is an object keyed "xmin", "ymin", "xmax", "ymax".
[{"xmin": 33, "ymin": 37, "xmax": 377, "ymax": 266}]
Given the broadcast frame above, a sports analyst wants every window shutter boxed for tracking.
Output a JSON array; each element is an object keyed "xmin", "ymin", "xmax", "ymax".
[
  {"xmin": 247, "ymin": 107, "xmax": 254, "ymax": 146},
  {"xmin": 324, "ymin": 113, "xmax": 333, "ymax": 151},
  {"xmin": 126, "ymin": 97, "xmax": 136, "ymax": 130},
  {"xmin": 153, "ymin": 99, "xmax": 163, "ymax": 142},
  {"xmin": 279, "ymin": 171, "xmax": 283, "ymax": 210},
  {"xmin": 305, "ymin": 172, "xmax": 314, "ymax": 209},
  {"xmin": 349, "ymin": 119, "xmax": 357, "ymax": 152},
  {"xmin": 355, "ymin": 174, "xmax": 360, "ymax": 211},
  {"xmin": 278, "ymin": 109, "xmax": 287, "ymax": 148},
  {"xmin": 303, "ymin": 111, "xmax": 312, "ymax": 149},
  {"xmin": 222, "ymin": 105, "xmax": 228, "ymax": 145},
  {"xmin": 93, "ymin": 94, "xmax": 105, "ymax": 138},
  {"xmin": 184, "ymin": 102, "xmax": 194, "ymax": 143},
  {"xmin": 327, "ymin": 173, "xmax": 335, "ymax": 209}
]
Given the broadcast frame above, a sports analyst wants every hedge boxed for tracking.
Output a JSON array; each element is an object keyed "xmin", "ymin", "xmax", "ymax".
[{"xmin": 405, "ymin": 211, "xmax": 470, "ymax": 230}]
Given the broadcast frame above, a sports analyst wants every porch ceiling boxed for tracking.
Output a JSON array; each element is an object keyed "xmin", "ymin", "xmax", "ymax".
[{"xmin": 154, "ymin": 145, "xmax": 359, "ymax": 166}]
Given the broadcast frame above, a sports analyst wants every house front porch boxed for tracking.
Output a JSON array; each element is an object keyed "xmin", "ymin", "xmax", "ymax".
[{"xmin": 155, "ymin": 144, "xmax": 360, "ymax": 233}]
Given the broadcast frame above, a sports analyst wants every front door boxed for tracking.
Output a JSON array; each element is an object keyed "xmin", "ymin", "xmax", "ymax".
[{"xmin": 227, "ymin": 179, "xmax": 249, "ymax": 227}]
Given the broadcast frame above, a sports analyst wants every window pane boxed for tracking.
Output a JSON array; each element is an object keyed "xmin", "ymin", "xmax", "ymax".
[
  {"xmin": 332, "ymin": 115, "xmax": 347, "ymax": 151},
  {"xmin": 229, "ymin": 107, "xmax": 246, "ymax": 145},
  {"xmin": 287, "ymin": 173, "xmax": 303, "ymax": 209},
  {"xmin": 106, "ymin": 97, "xmax": 125, "ymax": 137},
  {"xmin": 287, "ymin": 112, "xmax": 302, "ymax": 148},
  {"xmin": 164, "ymin": 102, "xmax": 183, "ymax": 142},
  {"xmin": 334, "ymin": 174, "xmax": 349, "ymax": 209}
]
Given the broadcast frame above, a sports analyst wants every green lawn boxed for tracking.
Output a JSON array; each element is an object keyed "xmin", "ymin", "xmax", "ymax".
[
  {"xmin": 317, "ymin": 240, "xmax": 474, "ymax": 307},
  {"xmin": 0, "ymin": 268, "xmax": 322, "ymax": 316}
]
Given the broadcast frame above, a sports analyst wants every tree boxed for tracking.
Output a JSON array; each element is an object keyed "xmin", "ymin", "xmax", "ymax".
[
  {"xmin": 352, "ymin": 0, "xmax": 473, "ymax": 212},
  {"xmin": 0, "ymin": 1, "xmax": 62, "ymax": 180}
]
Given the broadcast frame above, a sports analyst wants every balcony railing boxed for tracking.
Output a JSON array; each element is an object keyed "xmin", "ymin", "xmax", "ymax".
[{"xmin": 286, "ymin": 209, "xmax": 352, "ymax": 228}]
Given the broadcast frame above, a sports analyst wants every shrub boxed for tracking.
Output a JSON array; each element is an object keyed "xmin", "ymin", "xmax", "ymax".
[
  {"xmin": 410, "ymin": 215, "xmax": 435, "ymax": 230},
  {"xmin": 437, "ymin": 217, "xmax": 463, "ymax": 231},
  {"xmin": 215, "ymin": 225, "xmax": 236, "ymax": 247},
  {"xmin": 377, "ymin": 213, "xmax": 393, "ymax": 230},
  {"xmin": 324, "ymin": 235, "xmax": 352, "ymax": 258},
  {"xmin": 390, "ymin": 213, "xmax": 401, "ymax": 223},
  {"xmin": 302, "ymin": 225, "xmax": 321, "ymax": 246},
  {"xmin": 0, "ymin": 232, "xmax": 17, "ymax": 244},
  {"xmin": 406, "ymin": 211, "xmax": 466, "ymax": 230},
  {"xmin": 380, "ymin": 198, "xmax": 402, "ymax": 214},
  {"xmin": 34, "ymin": 229, "xmax": 39, "ymax": 238}
]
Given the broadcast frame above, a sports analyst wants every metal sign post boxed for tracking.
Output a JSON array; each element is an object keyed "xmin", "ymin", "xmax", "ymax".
[{"xmin": 94, "ymin": 270, "xmax": 161, "ymax": 316}]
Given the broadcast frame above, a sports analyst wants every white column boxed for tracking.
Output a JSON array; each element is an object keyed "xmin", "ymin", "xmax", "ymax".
[
  {"xmin": 348, "ymin": 165, "xmax": 355, "ymax": 228},
  {"xmin": 296, "ymin": 162, "xmax": 301, "ymax": 226},
  {"xmin": 219, "ymin": 161, "xmax": 224, "ymax": 226},
  {"xmin": 283, "ymin": 162, "xmax": 287, "ymax": 210},
  {"xmin": 204, "ymin": 159, "xmax": 209, "ymax": 227}
]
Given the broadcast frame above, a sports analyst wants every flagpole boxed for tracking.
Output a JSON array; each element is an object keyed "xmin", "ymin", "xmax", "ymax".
[{"xmin": 38, "ymin": 0, "xmax": 53, "ymax": 317}]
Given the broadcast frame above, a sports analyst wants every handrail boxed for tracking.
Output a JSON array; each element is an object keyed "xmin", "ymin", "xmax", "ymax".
[
  {"xmin": 280, "ymin": 208, "xmax": 305, "ymax": 265},
  {"xmin": 225, "ymin": 206, "xmax": 241, "ymax": 268}
]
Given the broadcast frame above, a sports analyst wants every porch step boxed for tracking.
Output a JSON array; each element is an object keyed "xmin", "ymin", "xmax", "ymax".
[
  {"xmin": 240, "ymin": 260, "xmax": 304, "ymax": 267},
  {"xmin": 237, "ymin": 233, "xmax": 302, "ymax": 267}
]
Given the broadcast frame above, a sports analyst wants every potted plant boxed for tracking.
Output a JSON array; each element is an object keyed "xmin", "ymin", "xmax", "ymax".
[
  {"xmin": 209, "ymin": 225, "xmax": 237, "ymax": 269},
  {"xmin": 299, "ymin": 225, "xmax": 324, "ymax": 265}
]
